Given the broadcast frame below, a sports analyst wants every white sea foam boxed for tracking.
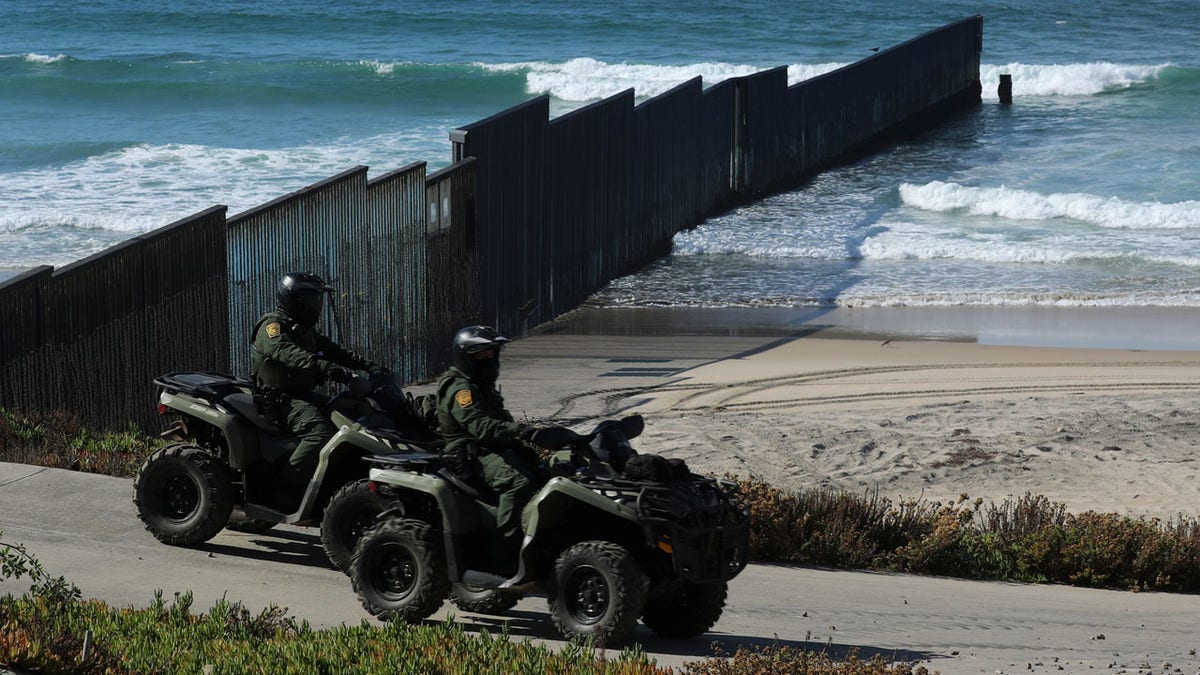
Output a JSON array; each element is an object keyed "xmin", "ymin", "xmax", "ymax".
[
  {"xmin": 899, "ymin": 181, "xmax": 1200, "ymax": 230},
  {"xmin": 0, "ymin": 131, "xmax": 447, "ymax": 241},
  {"xmin": 356, "ymin": 59, "xmax": 425, "ymax": 76},
  {"xmin": 980, "ymin": 62, "xmax": 1167, "ymax": 99},
  {"xmin": 475, "ymin": 58, "xmax": 1162, "ymax": 102},
  {"xmin": 834, "ymin": 291, "xmax": 1200, "ymax": 308},
  {"xmin": 860, "ymin": 237, "xmax": 1108, "ymax": 265},
  {"xmin": 1, "ymin": 52, "xmax": 70, "ymax": 64},
  {"xmin": 478, "ymin": 58, "xmax": 847, "ymax": 101}
]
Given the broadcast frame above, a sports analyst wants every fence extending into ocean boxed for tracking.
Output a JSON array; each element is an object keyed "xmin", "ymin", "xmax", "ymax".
[{"xmin": 0, "ymin": 17, "xmax": 982, "ymax": 431}]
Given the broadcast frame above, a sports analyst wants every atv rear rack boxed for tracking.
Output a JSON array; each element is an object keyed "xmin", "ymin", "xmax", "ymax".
[{"xmin": 155, "ymin": 372, "xmax": 252, "ymax": 400}]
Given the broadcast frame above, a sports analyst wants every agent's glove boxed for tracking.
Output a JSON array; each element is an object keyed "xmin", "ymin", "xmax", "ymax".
[
  {"xmin": 529, "ymin": 425, "xmax": 583, "ymax": 449},
  {"xmin": 327, "ymin": 366, "xmax": 354, "ymax": 384}
]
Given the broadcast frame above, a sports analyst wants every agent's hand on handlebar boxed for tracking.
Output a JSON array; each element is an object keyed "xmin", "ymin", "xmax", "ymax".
[
  {"xmin": 528, "ymin": 425, "xmax": 583, "ymax": 449},
  {"xmin": 327, "ymin": 366, "xmax": 354, "ymax": 384}
]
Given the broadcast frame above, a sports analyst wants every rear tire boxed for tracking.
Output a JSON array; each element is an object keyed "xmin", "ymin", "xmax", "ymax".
[
  {"xmin": 641, "ymin": 581, "xmax": 728, "ymax": 638},
  {"xmin": 351, "ymin": 517, "xmax": 450, "ymax": 623},
  {"xmin": 321, "ymin": 479, "xmax": 388, "ymax": 573},
  {"xmin": 449, "ymin": 584, "xmax": 522, "ymax": 615},
  {"xmin": 133, "ymin": 444, "xmax": 234, "ymax": 546},
  {"xmin": 548, "ymin": 541, "xmax": 648, "ymax": 646}
]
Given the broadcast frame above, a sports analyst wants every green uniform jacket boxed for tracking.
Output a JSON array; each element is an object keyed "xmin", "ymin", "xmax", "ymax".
[
  {"xmin": 435, "ymin": 366, "xmax": 527, "ymax": 456},
  {"xmin": 251, "ymin": 309, "xmax": 373, "ymax": 393}
]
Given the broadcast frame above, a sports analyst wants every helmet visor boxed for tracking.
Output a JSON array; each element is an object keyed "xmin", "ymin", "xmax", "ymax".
[{"xmin": 294, "ymin": 290, "xmax": 325, "ymax": 324}]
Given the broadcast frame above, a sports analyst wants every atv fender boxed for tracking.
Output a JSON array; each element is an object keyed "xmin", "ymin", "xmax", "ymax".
[
  {"xmin": 366, "ymin": 467, "xmax": 492, "ymax": 581},
  {"xmin": 309, "ymin": 424, "xmax": 398, "ymax": 485},
  {"xmin": 366, "ymin": 467, "xmax": 481, "ymax": 533},
  {"xmin": 160, "ymin": 391, "xmax": 258, "ymax": 467},
  {"xmin": 520, "ymin": 478, "xmax": 644, "ymax": 565}
]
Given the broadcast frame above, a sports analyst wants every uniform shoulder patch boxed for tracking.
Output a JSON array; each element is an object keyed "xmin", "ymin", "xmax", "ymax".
[
  {"xmin": 265, "ymin": 322, "xmax": 282, "ymax": 338},
  {"xmin": 454, "ymin": 389, "xmax": 474, "ymax": 407}
]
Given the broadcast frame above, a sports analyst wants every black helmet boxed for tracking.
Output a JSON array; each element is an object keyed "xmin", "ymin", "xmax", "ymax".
[
  {"xmin": 276, "ymin": 271, "xmax": 333, "ymax": 326},
  {"xmin": 452, "ymin": 325, "xmax": 509, "ymax": 383}
]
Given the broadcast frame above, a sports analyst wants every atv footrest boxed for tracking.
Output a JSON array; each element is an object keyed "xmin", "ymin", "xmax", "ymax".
[{"xmin": 461, "ymin": 569, "xmax": 509, "ymax": 587}]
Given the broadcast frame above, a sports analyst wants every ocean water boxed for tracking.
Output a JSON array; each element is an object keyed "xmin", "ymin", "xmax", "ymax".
[{"xmin": 2, "ymin": 0, "xmax": 1198, "ymax": 311}]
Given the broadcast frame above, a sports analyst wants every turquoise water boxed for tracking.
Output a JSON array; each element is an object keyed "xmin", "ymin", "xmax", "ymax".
[{"xmin": 2, "ymin": 0, "xmax": 1198, "ymax": 307}]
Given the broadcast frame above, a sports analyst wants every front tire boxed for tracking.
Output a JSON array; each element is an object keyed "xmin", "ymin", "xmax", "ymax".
[
  {"xmin": 548, "ymin": 541, "xmax": 648, "ymax": 646},
  {"xmin": 132, "ymin": 444, "xmax": 234, "ymax": 546},
  {"xmin": 449, "ymin": 584, "xmax": 522, "ymax": 615},
  {"xmin": 641, "ymin": 581, "xmax": 728, "ymax": 638},
  {"xmin": 321, "ymin": 479, "xmax": 388, "ymax": 573},
  {"xmin": 351, "ymin": 518, "xmax": 450, "ymax": 623}
]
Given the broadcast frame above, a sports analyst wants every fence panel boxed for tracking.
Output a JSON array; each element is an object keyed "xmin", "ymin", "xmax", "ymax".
[
  {"xmin": 700, "ymin": 79, "xmax": 740, "ymax": 216},
  {"xmin": 42, "ymin": 238, "xmax": 149, "ymax": 426},
  {"xmin": 226, "ymin": 167, "xmax": 370, "ymax": 377},
  {"xmin": 743, "ymin": 66, "xmax": 791, "ymax": 195},
  {"xmin": 367, "ymin": 162, "xmax": 428, "ymax": 383},
  {"xmin": 0, "ymin": 266, "xmax": 52, "ymax": 364},
  {"xmin": 545, "ymin": 90, "xmax": 635, "ymax": 322},
  {"xmin": 632, "ymin": 78, "xmax": 704, "ymax": 264},
  {"xmin": 0, "ymin": 267, "xmax": 53, "ymax": 411},
  {"xmin": 450, "ymin": 96, "xmax": 549, "ymax": 336},
  {"xmin": 424, "ymin": 158, "xmax": 481, "ymax": 375},
  {"xmin": 136, "ymin": 206, "xmax": 231, "ymax": 389}
]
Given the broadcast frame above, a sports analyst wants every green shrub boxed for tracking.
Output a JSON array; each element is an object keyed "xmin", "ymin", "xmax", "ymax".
[
  {"xmin": 684, "ymin": 644, "xmax": 929, "ymax": 675},
  {"xmin": 0, "ymin": 407, "xmax": 156, "ymax": 477},
  {"xmin": 735, "ymin": 476, "xmax": 1200, "ymax": 592}
]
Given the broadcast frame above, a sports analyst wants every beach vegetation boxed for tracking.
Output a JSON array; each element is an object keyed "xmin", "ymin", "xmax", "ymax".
[
  {"xmin": 735, "ymin": 478, "xmax": 1200, "ymax": 592},
  {"xmin": 0, "ymin": 406, "xmax": 153, "ymax": 478}
]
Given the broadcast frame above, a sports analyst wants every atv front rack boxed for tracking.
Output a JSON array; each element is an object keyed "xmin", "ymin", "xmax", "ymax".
[
  {"xmin": 639, "ymin": 479, "xmax": 749, "ymax": 582},
  {"xmin": 577, "ymin": 474, "xmax": 750, "ymax": 582}
]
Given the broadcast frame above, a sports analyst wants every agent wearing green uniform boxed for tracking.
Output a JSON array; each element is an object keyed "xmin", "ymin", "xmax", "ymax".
[
  {"xmin": 251, "ymin": 271, "xmax": 382, "ymax": 509},
  {"xmin": 435, "ymin": 325, "xmax": 556, "ymax": 572}
]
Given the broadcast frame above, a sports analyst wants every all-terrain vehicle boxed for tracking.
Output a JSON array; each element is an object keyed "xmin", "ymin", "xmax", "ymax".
[
  {"xmin": 133, "ymin": 370, "xmax": 437, "ymax": 570},
  {"xmin": 348, "ymin": 415, "xmax": 750, "ymax": 646}
]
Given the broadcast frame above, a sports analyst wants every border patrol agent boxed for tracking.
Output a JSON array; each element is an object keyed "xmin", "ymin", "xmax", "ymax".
[
  {"xmin": 435, "ymin": 325, "xmax": 542, "ymax": 570},
  {"xmin": 251, "ymin": 271, "xmax": 383, "ymax": 508}
]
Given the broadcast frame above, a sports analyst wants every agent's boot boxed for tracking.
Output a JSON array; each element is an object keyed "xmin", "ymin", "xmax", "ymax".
[
  {"xmin": 486, "ymin": 531, "xmax": 522, "ymax": 578},
  {"xmin": 271, "ymin": 465, "xmax": 308, "ymax": 513}
]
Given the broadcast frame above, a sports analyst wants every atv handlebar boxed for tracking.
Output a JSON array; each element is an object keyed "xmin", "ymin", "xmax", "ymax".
[{"xmin": 527, "ymin": 414, "xmax": 645, "ymax": 450}]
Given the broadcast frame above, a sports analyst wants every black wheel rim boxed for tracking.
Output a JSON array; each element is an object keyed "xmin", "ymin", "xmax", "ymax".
[
  {"xmin": 344, "ymin": 509, "xmax": 378, "ymax": 549},
  {"xmin": 564, "ymin": 565, "xmax": 609, "ymax": 624},
  {"xmin": 159, "ymin": 472, "xmax": 200, "ymax": 521},
  {"xmin": 371, "ymin": 542, "xmax": 418, "ymax": 601}
]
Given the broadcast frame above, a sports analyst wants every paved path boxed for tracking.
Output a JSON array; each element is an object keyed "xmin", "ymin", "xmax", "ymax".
[{"xmin": 3, "ymin": 333, "xmax": 1199, "ymax": 673}]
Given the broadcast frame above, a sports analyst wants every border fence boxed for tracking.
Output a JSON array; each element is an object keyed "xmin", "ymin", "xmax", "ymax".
[{"xmin": 0, "ymin": 17, "xmax": 982, "ymax": 431}]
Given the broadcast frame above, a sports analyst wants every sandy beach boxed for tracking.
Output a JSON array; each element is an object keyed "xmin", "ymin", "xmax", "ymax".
[{"xmin": 528, "ymin": 307, "xmax": 1200, "ymax": 520}]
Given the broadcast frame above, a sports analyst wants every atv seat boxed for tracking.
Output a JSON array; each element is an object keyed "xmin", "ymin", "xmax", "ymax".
[
  {"xmin": 364, "ymin": 452, "xmax": 446, "ymax": 470},
  {"xmin": 222, "ymin": 393, "xmax": 284, "ymax": 433},
  {"xmin": 363, "ymin": 454, "xmax": 499, "ymax": 505}
]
